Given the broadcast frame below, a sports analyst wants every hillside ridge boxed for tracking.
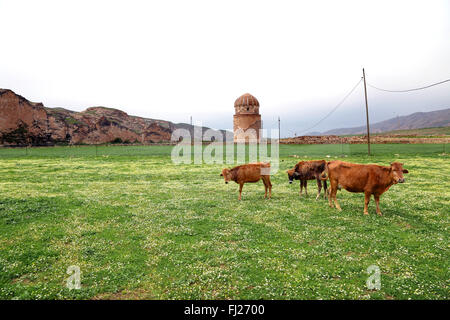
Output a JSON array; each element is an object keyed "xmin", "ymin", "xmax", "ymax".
[
  {"xmin": 322, "ymin": 108, "xmax": 450, "ymax": 135},
  {"xmin": 0, "ymin": 89, "xmax": 225, "ymax": 146}
]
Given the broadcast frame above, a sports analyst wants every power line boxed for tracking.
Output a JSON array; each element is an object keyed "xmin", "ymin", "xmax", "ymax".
[
  {"xmin": 298, "ymin": 78, "xmax": 363, "ymax": 135},
  {"xmin": 367, "ymin": 78, "xmax": 450, "ymax": 93}
]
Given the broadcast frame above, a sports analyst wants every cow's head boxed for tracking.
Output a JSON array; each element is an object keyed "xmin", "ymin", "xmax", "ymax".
[
  {"xmin": 287, "ymin": 169, "xmax": 297, "ymax": 184},
  {"xmin": 390, "ymin": 162, "xmax": 409, "ymax": 184},
  {"xmin": 220, "ymin": 168, "xmax": 232, "ymax": 184}
]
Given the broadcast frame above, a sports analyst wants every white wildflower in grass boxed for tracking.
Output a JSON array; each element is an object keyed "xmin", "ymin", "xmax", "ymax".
[{"xmin": 0, "ymin": 144, "xmax": 448, "ymax": 299}]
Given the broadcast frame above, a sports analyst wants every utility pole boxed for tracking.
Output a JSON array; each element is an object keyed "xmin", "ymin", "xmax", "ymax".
[
  {"xmin": 362, "ymin": 68, "xmax": 371, "ymax": 156},
  {"xmin": 278, "ymin": 116, "xmax": 281, "ymax": 141},
  {"xmin": 190, "ymin": 116, "xmax": 193, "ymax": 145}
]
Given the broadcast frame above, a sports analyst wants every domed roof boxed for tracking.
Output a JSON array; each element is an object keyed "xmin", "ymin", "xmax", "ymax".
[{"xmin": 234, "ymin": 93, "xmax": 259, "ymax": 108}]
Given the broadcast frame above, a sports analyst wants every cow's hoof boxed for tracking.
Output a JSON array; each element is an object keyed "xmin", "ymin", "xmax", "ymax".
[
  {"xmin": 377, "ymin": 212, "xmax": 383, "ymax": 216},
  {"xmin": 364, "ymin": 212, "xmax": 369, "ymax": 215}
]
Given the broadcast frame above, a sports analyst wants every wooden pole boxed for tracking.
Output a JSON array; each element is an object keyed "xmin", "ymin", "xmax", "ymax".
[
  {"xmin": 362, "ymin": 68, "xmax": 371, "ymax": 156},
  {"xmin": 190, "ymin": 116, "xmax": 193, "ymax": 145},
  {"xmin": 278, "ymin": 116, "xmax": 281, "ymax": 141}
]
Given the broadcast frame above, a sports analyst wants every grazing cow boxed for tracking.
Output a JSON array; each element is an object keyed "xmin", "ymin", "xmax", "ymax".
[
  {"xmin": 321, "ymin": 161, "xmax": 409, "ymax": 215},
  {"xmin": 287, "ymin": 169, "xmax": 308, "ymax": 196},
  {"xmin": 220, "ymin": 162, "xmax": 272, "ymax": 200},
  {"xmin": 287, "ymin": 160, "xmax": 328, "ymax": 199}
]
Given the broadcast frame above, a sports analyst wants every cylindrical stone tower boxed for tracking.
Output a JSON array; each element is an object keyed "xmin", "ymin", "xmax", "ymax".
[{"xmin": 233, "ymin": 93, "xmax": 261, "ymax": 142}]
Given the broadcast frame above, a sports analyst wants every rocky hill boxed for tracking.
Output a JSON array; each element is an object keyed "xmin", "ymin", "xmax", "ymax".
[
  {"xmin": 0, "ymin": 89, "xmax": 225, "ymax": 146},
  {"xmin": 322, "ymin": 108, "xmax": 450, "ymax": 135}
]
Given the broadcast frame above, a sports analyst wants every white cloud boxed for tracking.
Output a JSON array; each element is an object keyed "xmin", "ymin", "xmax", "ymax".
[{"xmin": 1, "ymin": 0, "xmax": 449, "ymax": 136}]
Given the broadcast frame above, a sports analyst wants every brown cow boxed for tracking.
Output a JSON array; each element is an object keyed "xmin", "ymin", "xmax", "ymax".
[
  {"xmin": 287, "ymin": 160, "xmax": 328, "ymax": 199},
  {"xmin": 321, "ymin": 161, "xmax": 409, "ymax": 215},
  {"xmin": 220, "ymin": 162, "xmax": 272, "ymax": 200}
]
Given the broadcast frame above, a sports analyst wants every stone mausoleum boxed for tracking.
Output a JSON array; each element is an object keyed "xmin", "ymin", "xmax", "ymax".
[{"xmin": 233, "ymin": 93, "xmax": 261, "ymax": 142}]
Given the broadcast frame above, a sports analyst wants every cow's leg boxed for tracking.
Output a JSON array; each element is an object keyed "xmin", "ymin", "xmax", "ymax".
[
  {"xmin": 364, "ymin": 192, "xmax": 371, "ymax": 215},
  {"xmin": 299, "ymin": 180, "xmax": 303, "ymax": 196},
  {"xmin": 263, "ymin": 176, "xmax": 272, "ymax": 199},
  {"xmin": 323, "ymin": 180, "xmax": 328, "ymax": 199},
  {"xmin": 304, "ymin": 180, "xmax": 308, "ymax": 196},
  {"xmin": 262, "ymin": 178, "xmax": 268, "ymax": 199},
  {"xmin": 333, "ymin": 190, "xmax": 341, "ymax": 211},
  {"xmin": 329, "ymin": 180, "xmax": 336, "ymax": 208},
  {"xmin": 316, "ymin": 178, "xmax": 322, "ymax": 200},
  {"xmin": 374, "ymin": 195, "xmax": 382, "ymax": 216},
  {"xmin": 329, "ymin": 179, "xmax": 341, "ymax": 211},
  {"xmin": 238, "ymin": 183, "xmax": 244, "ymax": 201}
]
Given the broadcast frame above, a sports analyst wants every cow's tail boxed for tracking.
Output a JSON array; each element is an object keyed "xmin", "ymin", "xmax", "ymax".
[{"xmin": 320, "ymin": 161, "xmax": 329, "ymax": 180}]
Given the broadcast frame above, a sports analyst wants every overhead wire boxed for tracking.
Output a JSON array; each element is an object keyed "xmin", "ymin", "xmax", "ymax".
[
  {"xmin": 297, "ymin": 75, "xmax": 450, "ymax": 136},
  {"xmin": 367, "ymin": 78, "xmax": 450, "ymax": 92},
  {"xmin": 298, "ymin": 77, "xmax": 363, "ymax": 135}
]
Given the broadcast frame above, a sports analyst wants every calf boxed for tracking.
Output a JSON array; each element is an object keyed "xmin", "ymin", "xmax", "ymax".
[
  {"xmin": 287, "ymin": 169, "xmax": 308, "ymax": 196},
  {"xmin": 321, "ymin": 161, "xmax": 409, "ymax": 215},
  {"xmin": 221, "ymin": 162, "xmax": 272, "ymax": 200},
  {"xmin": 287, "ymin": 160, "xmax": 328, "ymax": 199}
]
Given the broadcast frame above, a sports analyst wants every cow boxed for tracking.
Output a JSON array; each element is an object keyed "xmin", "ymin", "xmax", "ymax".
[
  {"xmin": 287, "ymin": 160, "xmax": 328, "ymax": 199},
  {"xmin": 220, "ymin": 162, "xmax": 272, "ymax": 200},
  {"xmin": 321, "ymin": 161, "xmax": 409, "ymax": 215},
  {"xmin": 287, "ymin": 169, "xmax": 309, "ymax": 196}
]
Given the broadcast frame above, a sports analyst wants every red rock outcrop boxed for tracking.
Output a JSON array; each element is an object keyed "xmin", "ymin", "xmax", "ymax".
[{"xmin": 0, "ymin": 89, "xmax": 174, "ymax": 146}]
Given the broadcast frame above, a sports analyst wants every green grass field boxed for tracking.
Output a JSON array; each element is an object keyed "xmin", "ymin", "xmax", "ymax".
[
  {"xmin": 0, "ymin": 144, "xmax": 448, "ymax": 299},
  {"xmin": 343, "ymin": 126, "xmax": 450, "ymax": 138}
]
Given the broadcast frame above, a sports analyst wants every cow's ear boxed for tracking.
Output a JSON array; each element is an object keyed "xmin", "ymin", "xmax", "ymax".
[{"xmin": 403, "ymin": 169, "xmax": 409, "ymax": 174}]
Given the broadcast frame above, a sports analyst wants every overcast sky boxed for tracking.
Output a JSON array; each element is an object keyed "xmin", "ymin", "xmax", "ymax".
[{"xmin": 1, "ymin": 0, "xmax": 449, "ymax": 137}]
